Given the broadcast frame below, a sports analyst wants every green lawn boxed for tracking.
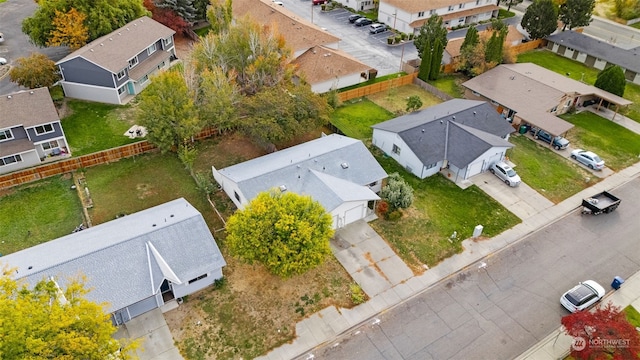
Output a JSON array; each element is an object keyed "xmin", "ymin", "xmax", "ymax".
[
  {"xmin": 428, "ymin": 74, "xmax": 467, "ymax": 98},
  {"xmin": 84, "ymin": 152, "xmax": 213, "ymax": 227},
  {"xmin": 61, "ymin": 100, "xmax": 140, "ymax": 156},
  {"xmin": 0, "ymin": 176, "xmax": 84, "ymax": 255},
  {"xmin": 338, "ymin": 72, "xmax": 407, "ymax": 93},
  {"xmin": 517, "ymin": 50, "xmax": 640, "ymax": 123},
  {"xmin": 632, "ymin": 22, "xmax": 640, "ymax": 30},
  {"xmin": 330, "ymin": 98, "xmax": 394, "ymax": 139},
  {"xmin": 371, "ymin": 149, "xmax": 521, "ymax": 269},
  {"xmin": 561, "ymin": 111, "xmax": 640, "ymax": 170},
  {"xmin": 507, "ymin": 135, "xmax": 598, "ymax": 203},
  {"xmin": 624, "ymin": 305, "xmax": 640, "ymax": 327}
]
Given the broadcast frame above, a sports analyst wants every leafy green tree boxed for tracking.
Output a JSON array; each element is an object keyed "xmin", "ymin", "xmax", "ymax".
[
  {"xmin": 559, "ymin": 0, "xmax": 595, "ymax": 30},
  {"xmin": 380, "ymin": 173, "xmax": 414, "ymax": 211},
  {"xmin": 521, "ymin": 0, "xmax": 558, "ymax": 39},
  {"xmin": 187, "ymin": 64, "xmax": 240, "ymax": 133},
  {"xmin": 137, "ymin": 70, "xmax": 201, "ymax": 153},
  {"xmin": 406, "ymin": 95, "xmax": 423, "ymax": 112},
  {"xmin": 226, "ymin": 190, "xmax": 334, "ymax": 278},
  {"xmin": 0, "ymin": 273, "xmax": 138, "ymax": 359},
  {"xmin": 429, "ymin": 37, "xmax": 444, "ymax": 80},
  {"xmin": 414, "ymin": 15, "xmax": 448, "ymax": 59},
  {"xmin": 238, "ymin": 84, "xmax": 330, "ymax": 146},
  {"xmin": 9, "ymin": 53, "xmax": 60, "ymax": 89},
  {"xmin": 157, "ymin": 0, "xmax": 197, "ymax": 22},
  {"xmin": 22, "ymin": 0, "xmax": 149, "ymax": 47},
  {"xmin": 46, "ymin": 8, "xmax": 89, "ymax": 50},
  {"xmin": 417, "ymin": 38, "xmax": 432, "ymax": 81},
  {"xmin": 206, "ymin": 0, "xmax": 233, "ymax": 34},
  {"xmin": 594, "ymin": 65, "xmax": 626, "ymax": 97}
]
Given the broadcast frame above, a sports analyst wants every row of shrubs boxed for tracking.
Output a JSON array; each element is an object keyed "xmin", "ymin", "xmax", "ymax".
[{"xmin": 386, "ymin": 32, "xmax": 415, "ymax": 45}]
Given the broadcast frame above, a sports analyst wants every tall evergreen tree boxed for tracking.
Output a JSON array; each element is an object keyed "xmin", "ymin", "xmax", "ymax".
[
  {"xmin": 157, "ymin": 0, "xmax": 197, "ymax": 22},
  {"xmin": 559, "ymin": 0, "xmax": 595, "ymax": 30},
  {"xmin": 521, "ymin": 0, "xmax": 558, "ymax": 39},
  {"xmin": 414, "ymin": 15, "xmax": 448, "ymax": 58},
  {"xmin": 594, "ymin": 65, "xmax": 626, "ymax": 97},
  {"xmin": 417, "ymin": 39, "xmax": 432, "ymax": 81},
  {"xmin": 460, "ymin": 26, "xmax": 479, "ymax": 54},
  {"xmin": 429, "ymin": 38, "xmax": 444, "ymax": 80}
]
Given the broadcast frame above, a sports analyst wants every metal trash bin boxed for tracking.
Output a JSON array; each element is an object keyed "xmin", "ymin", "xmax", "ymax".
[
  {"xmin": 519, "ymin": 125, "xmax": 528, "ymax": 134},
  {"xmin": 611, "ymin": 276, "xmax": 625, "ymax": 290}
]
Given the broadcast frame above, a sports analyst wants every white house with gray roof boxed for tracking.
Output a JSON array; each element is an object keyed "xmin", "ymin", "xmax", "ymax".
[
  {"xmin": 56, "ymin": 17, "xmax": 176, "ymax": 105},
  {"xmin": 212, "ymin": 134, "xmax": 387, "ymax": 229},
  {"xmin": 0, "ymin": 198, "xmax": 225, "ymax": 325},
  {"xmin": 372, "ymin": 99, "xmax": 514, "ymax": 181}
]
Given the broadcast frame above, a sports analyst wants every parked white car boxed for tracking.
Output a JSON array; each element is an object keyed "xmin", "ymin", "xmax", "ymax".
[
  {"xmin": 489, "ymin": 161, "xmax": 521, "ymax": 187},
  {"xmin": 560, "ymin": 280, "xmax": 605, "ymax": 312},
  {"xmin": 571, "ymin": 149, "xmax": 605, "ymax": 170}
]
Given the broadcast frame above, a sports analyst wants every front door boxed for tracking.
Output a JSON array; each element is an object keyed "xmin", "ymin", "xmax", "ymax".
[
  {"xmin": 127, "ymin": 82, "xmax": 135, "ymax": 95},
  {"xmin": 160, "ymin": 279, "xmax": 175, "ymax": 302}
]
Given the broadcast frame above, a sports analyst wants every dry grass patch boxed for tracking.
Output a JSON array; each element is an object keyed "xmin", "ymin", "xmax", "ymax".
[{"xmin": 367, "ymin": 84, "xmax": 443, "ymax": 114}]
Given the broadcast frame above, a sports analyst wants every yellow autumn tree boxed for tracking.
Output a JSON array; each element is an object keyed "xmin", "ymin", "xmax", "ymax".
[{"xmin": 47, "ymin": 8, "xmax": 89, "ymax": 50}]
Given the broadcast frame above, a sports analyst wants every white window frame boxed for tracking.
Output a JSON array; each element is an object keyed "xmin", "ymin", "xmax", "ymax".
[
  {"xmin": 41, "ymin": 140, "xmax": 59, "ymax": 150},
  {"xmin": 128, "ymin": 56, "xmax": 139, "ymax": 69},
  {"xmin": 459, "ymin": 3, "xmax": 464, "ymax": 8},
  {"xmin": 141, "ymin": 74, "xmax": 149, "ymax": 84},
  {"xmin": 116, "ymin": 69, "xmax": 126, "ymax": 80},
  {"xmin": 418, "ymin": 11, "xmax": 425, "ymax": 16},
  {"xmin": 163, "ymin": 37, "xmax": 173, "ymax": 47},
  {"xmin": 0, "ymin": 129, "xmax": 13, "ymax": 142},
  {"xmin": 448, "ymin": 5, "xmax": 455, "ymax": 11},
  {"xmin": 0, "ymin": 154, "xmax": 22, "ymax": 166},
  {"xmin": 118, "ymin": 85, "xmax": 126, "ymax": 95},
  {"xmin": 147, "ymin": 43, "xmax": 157, "ymax": 55},
  {"xmin": 429, "ymin": 9, "xmax": 436, "ymax": 15},
  {"xmin": 392, "ymin": 144, "xmax": 401, "ymax": 155},
  {"xmin": 34, "ymin": 124, "xmax": 54, "ymax": 135}
]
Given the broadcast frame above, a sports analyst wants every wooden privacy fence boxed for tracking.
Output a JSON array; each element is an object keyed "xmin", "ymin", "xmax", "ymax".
[
  {"xmin": 339, "ymin": 73, "xmax": 418, "ymax": 102},
  {"xmin": 0, "ymin": 126, "xmax": 219, "ymax": 190}
]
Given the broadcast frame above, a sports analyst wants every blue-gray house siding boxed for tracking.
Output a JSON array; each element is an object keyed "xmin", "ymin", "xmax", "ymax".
[
  {"xmin": 59, "ymin": 57, "xmax": 115, "ymax": 88},
  {"xmin": 25, "ymin": 122, "xmax": 66, "ymax": 143}
]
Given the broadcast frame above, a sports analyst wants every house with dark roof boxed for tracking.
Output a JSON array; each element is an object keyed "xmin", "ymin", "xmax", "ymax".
[
  {"xmin": 292, "ymin": 46, "xmax": 372, "ymax": 93},
  {"xmin": 462, "ymin": 63, "xmax": 632, "ymax": 140},
  {"xmin": 0, "ymin": 88, "xmax": 70, "ymax": 174},
  {"xmin": 0, "ymin": 198, "xmax": 226, "ymax": 325},
  {"xmin": 377, "ymin": 0, "xmax": 499, "ymax": 35},
  {"xmin": 56, "ymin": 17, "xmax": 176, "ymax": 105},
  {"xmin": 546, "ymin": 30, "xmax": 640, "ymax": 85},
  {"xmin": 212, "ymin": 134, "xmax": 388, "ymax": 229},
  {"xmin": 372, "ymin": 99, "xmax": 514, "ymax": 180}
]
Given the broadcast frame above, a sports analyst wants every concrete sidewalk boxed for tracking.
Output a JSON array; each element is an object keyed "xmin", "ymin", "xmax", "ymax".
[
  {"xmin": 516, "ymin": 271, "xmax": 640, "ymax": 360},
  {"xmin": 257, "ymin": 159, "xmax": 640, "ymax": 360}
]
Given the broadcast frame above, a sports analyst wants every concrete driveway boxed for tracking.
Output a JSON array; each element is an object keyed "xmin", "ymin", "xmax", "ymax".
[
  {"xmin": 114, "ymin": 308, "xmax": 184, "ymax": 360},
  {"xmin": 471, "ymin": 171, "xmax": 554, "ymax": 220}
]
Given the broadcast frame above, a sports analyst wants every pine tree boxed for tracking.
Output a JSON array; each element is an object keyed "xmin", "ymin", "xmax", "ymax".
[
  {"xmin": 594, "ymin": 65, "xmax": 626, "ymax": 97},
  {"xmin": 418, "ymin": 39, "xmax": 432, "ymax": 81},
  {"xmin": 429, "ymin": 38, "xmax": 444, "ymax": 81},
  {"xmin": 157, "ymin": 0, "xmax": 197, "ymax": 22}
]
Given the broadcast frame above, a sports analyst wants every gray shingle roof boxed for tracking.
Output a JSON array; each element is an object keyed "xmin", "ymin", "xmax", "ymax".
[
  {"xmin": 372, "ymin": 99, "xmax": 514, "ymax": 167},
  {"xmin": 0, "ymin": 88, "xmax": 60, "ymax": 129},
  {"xmin": 1, "ymin": 198, "xmax": 225, "ymax": 312},
  {"xmin": 56, "ymin": 17, "xmax": 175, "ymax": 73},
  {"xmin": 547, "ymin": 30, "xmax": 640, "ymax": 73},
  {"xmin": 217, "ymin": 134, "xmax": 387, "ymax": 211}
]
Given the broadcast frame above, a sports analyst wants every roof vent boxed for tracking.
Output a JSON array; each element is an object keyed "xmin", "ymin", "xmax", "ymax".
[
  {"xmin": 109, "ymin": 37, "xmax": 113, "ymax": 41},
  {"xmin": 440, "ymin": 120, "xmax": 443, "ymax": 124},
  {"xmin": 7, "ymin": 95, "xmax": 11, "ymax": 99},
  {"xmin": 29, "ymin": 91, "xmax": 34, "ymax": 95},
  {"xmin": 28, "ymin": 266, "xmax": 33, "ymax": 270},
  {"xmin": 279, "ymin": 185, "xmax": 287, "ymax": 192},
  {"xmin": 452, "ymin": 116, "xmax": 456, "ymax": 120},
  {"xmin": 152, "ymin": 224, "xmax": 156, "ymax": 227},
  {"xmin": 341, "ymin": 162, "xmax": 349, "ymax": 169},
  {"xmin": 473, "ymin": 111, "xmax": 476, "ymax": 115},
  {"xmin": 100, "ymin": 43, "xmax": 104, "ymax": 46},
  {"xmin": 90, "ymin": 49, "xmax": 94, "ymax": 52}
]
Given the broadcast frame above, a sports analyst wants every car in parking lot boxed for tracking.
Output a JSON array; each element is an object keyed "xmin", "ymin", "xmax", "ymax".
[
  {"xmin": 530, "ymin": 128, "xmax": 570, "ymax": 150},
  {"xmin": 348, "ymin": 14, "xmax": 363, "ymax": 23},
  {"xmin": 489, "ymin": 161, "xmax": 521, "ymax": 187},
  {"xmin": 312, "ymin": 0, "xmax": 327, "ymax": 4},
  {"xmin": 560, "ymin": 280, "xmax": 605, "ymax": 312},
  {"xmin": 354, "ymin": 17, "xmax": 373, "ymax": 26},
  {"xmin": 571, "ymin": 149, "xmax": 605, "ymax": 170},
  {"xmin": 369, "ymin": 23, "xmax": 386, "ymax": 34}
]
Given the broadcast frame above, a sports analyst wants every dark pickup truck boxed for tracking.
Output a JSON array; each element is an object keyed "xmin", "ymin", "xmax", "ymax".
[{"xmin": 581, "ymin": 191, "xmax": 621, "ymax": 215}]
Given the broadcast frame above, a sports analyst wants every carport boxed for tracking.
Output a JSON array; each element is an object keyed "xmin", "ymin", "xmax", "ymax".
[
  {"xmin": 585, "ymin": 88, "xmax": 633, "ymax": 121},
  {"xmin": 513, "ymin": 109, "xmax": 574, "ymax": 145}
]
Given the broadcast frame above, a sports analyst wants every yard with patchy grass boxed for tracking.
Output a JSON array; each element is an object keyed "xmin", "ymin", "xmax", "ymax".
[
  {"xmin": 366, "ymin": 84, "xmax": 443, "ymax": 114},
  {"xmin": 60, "ymin": 100, "xmax": 140, "ymax": 156},
  {"xmin": 517, "ymin": 50, "xmax": 640, "ymax": 123},
  {"xmin": 507, "ymin": 135, "xmax": 598, "ymax": 203},
  {"xmin": 371, "ymin": 149, "xmax": 521, "ymax": 270},
  {"xmin": 0, "ymin": 175, "xmax": 83, "ymax": 255},
  {"xmin": 562, "ymin": 111, "xmax": 640, "ymax": 171},
  {"xmin": 427, "ymin": 74, "xmax": 467, "ymax": 98},
  {"xmin": 330, "ymin": 98, "xmax": 394, "ymax": 139}
]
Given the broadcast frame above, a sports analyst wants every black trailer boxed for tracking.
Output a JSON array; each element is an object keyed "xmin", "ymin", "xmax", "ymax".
[{"xmin": 581, "ymin": 191, "xmax": 621, "ymax": 215}]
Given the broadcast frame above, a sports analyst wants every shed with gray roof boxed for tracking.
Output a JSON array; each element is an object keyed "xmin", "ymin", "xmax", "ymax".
[
  {"xmin": 372, "ymin": 99, "xmax": 514, "ymax": 180},
  {"xmin": 212, "ymin": 134, "xmax": 387, "ymax": 229},
  {"xmin": 0, "ymin": 198, "xmax": 225, "ymax": 325}
]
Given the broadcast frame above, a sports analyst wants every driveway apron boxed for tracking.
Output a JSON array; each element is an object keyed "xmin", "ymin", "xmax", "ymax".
[{"xmin": 114, "ymin": 308, "xmax": 184, "ymax": 360}]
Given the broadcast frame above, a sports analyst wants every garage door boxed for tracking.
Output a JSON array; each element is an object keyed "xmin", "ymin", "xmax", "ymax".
[
  {"xmin": 467, "ymin": 161, "xmax": 484, "ymax": 178},
  {"xmin": 343, "ymin": 205, "xmax": 364, "ymax": 227}
]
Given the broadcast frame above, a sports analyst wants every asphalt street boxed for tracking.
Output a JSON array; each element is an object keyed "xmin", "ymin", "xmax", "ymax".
[
  {"xmin": 308, "ymin": 178, "xmax": 640, "ymax": 360},
  {"xmin": 0, "ymin": 0, "xmax": 70, "ymax": 94}
]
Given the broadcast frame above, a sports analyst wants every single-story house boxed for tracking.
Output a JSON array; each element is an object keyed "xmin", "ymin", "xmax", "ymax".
[
  {"xmin": 462, "ymin": 63, "xmax": 632, "ymax": 139},
  {"xmin": 372, "ymin": 99, "xmax": 514, "ymax": 180},
  {"xmin": 378, "ymin": 0, "xmax": 499, "ymax": 34},
  {"xmin": 233, "ymin": 0, "xmax": 339, "ymax": 58},
  {"xmin": 56, "ymin": 17, "xmax": 176, "ymax": 105},
  {"xmin": 212, "ymin": 134, "xmax": 388, "ymax": 229},
  {"xmin": 546, "ymin": 30, "xmax": 640, "ymax": 85},
  {"xmin": 0, "ymin": 88, "xmax": 70, "ymax": 174},
  {"xmin": 0, "ymin": 198, "xmax": 226, "ymax": 325},
  {"xmin": 292, "ymin": 46, "xmax": 373, "ymax": 93}
]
